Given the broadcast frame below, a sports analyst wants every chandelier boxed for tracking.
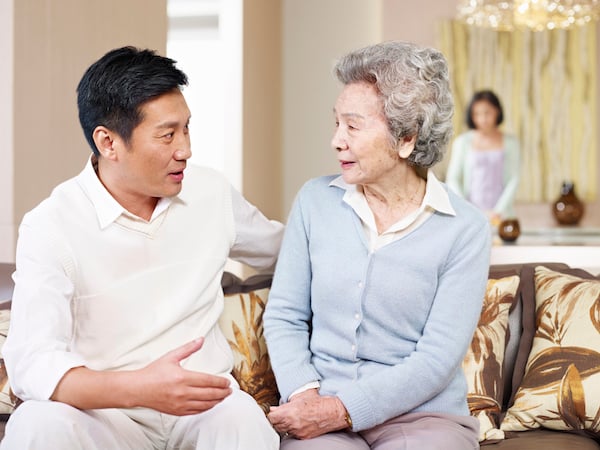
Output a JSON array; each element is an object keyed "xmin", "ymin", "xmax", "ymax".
[{"xmin": 456, "ymin": 0, "xmax": 600, "ymax": 31}]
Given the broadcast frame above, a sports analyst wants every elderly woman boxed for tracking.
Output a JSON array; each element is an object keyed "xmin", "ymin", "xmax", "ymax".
[{"xmin": 263, "ymin": 41, "xmax": 491, "ymax": 450}]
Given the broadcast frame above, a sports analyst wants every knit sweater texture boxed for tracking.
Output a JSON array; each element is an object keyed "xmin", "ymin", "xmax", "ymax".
[{"xmin": 263, "ymin": 175, "xmax": 491, "ymax": 431}]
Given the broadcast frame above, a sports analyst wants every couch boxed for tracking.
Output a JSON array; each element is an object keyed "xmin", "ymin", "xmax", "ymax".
[{"xmin": 1, "ymin": 261, "xmax": 600, "ymax": 449}]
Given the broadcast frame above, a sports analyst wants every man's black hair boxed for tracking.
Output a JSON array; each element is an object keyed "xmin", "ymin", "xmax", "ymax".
[{"xmin": 77, "ymin": 46, "xmax": 188, "ymax": 155}]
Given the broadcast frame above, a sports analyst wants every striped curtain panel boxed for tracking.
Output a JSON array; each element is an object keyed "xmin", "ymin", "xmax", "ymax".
[{"xmin": 437, "ymin": 20, "xmax": 597, "ymax": 202}]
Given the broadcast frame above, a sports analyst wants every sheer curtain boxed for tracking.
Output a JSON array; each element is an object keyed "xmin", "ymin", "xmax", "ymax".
[{"xmin": 437, "ymin": 20, "xmax": 597, "ymax": 202}]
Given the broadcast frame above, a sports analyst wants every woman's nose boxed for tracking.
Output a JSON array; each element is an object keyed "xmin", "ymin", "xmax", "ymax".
[{"xmin": 331, "ymin": 128, "xmax": 348, "ymax": 151}]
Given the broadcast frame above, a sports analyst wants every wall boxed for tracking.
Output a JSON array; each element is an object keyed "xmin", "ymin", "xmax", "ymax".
[
  {"xmin": 281, "ymin": 0, "xmax": 383, "ymax": 214},
  {"xmin": 0, "ymin": 0, "xmax": 167, "ymax": 262},
  {"xmin": 381, "ymin": 0, "xmax": 457, "ymax": 45},
  {"xmin": 242, "ymin": 0, "xmax": 283, "ymax": 221},
  {"xmin": 0, "ymin": 1, "xmax": 14, "ymax": 262}
]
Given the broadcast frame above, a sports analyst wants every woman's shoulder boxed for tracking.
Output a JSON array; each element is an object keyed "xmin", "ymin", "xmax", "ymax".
[
  {"xmin": 294, "ymin": 175, "xmax": 344, "ymax": 207},
  {"xmin": 299, "ymin": 175, "xmax": 339, "ymax": 192},
  {"xmin": 446, "ymin": 187, "xmax": 489, "ymax": 225},
  {"xmin": 501, "ymin": 133, "xmax": 520, "ymax": 154},
  {"xmin": 452, "ymin": 130, "xmax": 474, "ymax": 148}
]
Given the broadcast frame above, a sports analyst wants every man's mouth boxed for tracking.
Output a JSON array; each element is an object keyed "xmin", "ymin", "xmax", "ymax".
[{"xmin": 169, "ymin": 169, "xmax": 185, "ymax": 182}]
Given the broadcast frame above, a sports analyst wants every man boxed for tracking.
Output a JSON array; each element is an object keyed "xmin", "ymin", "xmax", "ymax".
[{"xmin": 1, "ymin": 46, "xmax": 283, "ymax": 449}]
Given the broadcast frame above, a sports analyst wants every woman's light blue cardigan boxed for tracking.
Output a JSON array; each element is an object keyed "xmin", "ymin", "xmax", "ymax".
[{"xmin": 263, "ymin": 176, "xmax": 491, "ymax": 431}]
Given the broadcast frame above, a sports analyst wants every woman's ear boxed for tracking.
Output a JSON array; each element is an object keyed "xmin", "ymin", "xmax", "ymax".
[
  {"xmin": 92, "ymin": 126, "xmax": 118, "ymax": 161},
  {"xmin": 398, "ymin": 135, "xmax": 416, "ymax": 159}
]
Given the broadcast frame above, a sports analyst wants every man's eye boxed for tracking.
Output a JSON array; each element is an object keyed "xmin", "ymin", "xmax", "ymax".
[{"xmin": 164, "ymin": 132, "xmax": 174, "ymax": 139}]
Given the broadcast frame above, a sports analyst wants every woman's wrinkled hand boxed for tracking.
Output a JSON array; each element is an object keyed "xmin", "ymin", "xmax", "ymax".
[{"xmin": 267, "ymin": 389, "xmax": 349, "ymax": 440}]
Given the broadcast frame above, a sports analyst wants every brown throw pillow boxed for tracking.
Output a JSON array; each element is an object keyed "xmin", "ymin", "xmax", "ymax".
[
  {"xmin": 218, "ymin": 273, "xmax": 279, "ymax": 414},
  {"xmin": 463, "ymin": 274, "xmax": 520, "ymax": 442},
  {"xmin": 501, "ymin": 266, "xmax": 600, "ymax": 436}
]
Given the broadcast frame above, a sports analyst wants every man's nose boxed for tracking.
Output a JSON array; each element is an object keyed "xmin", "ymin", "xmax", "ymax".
[{"xmin": 175, "ymin": 134, "xmax": 192, "ymax": 160}]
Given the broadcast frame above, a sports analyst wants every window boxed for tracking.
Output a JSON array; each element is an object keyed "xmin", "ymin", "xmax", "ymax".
[{"xmin": 167, "ymin": 0, "xmax": 242, "ymax": 190}]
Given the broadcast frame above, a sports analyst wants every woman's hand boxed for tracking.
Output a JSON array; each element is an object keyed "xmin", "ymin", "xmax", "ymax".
[{"xmin": 267, "ymin": 389, "xmax": 350, "ymax": 440}]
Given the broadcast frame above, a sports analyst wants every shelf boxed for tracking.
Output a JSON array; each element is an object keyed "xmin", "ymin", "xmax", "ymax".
[{"xmin": 494, "ymin": 227, "xmax": 600, "ymax": 246}]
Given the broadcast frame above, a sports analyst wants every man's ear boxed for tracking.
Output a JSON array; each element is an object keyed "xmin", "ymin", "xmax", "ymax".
[
  {"xmin": 398, "ymin": 135, "xmax": 417, "ymax": 159},
  {"xmin": 92, "ymin": 126, "xmax": 119, "ymax": 161}
]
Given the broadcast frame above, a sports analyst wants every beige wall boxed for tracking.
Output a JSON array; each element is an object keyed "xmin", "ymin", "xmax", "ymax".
[
  {"xmin": 382, "ymin": 0, "xmax": 457, "ymax": 45},
  {"xmin": 0, "ymin": 1, "xmax": 14, "ymax": 262},
  {"xmin": 0, "ymin": 0, "xmax": 167, "ymax": 262},
  {"xmin": 242, "ymin": 0, "xmax": 283, "ymax": 221},
  {"xmin": 13, "ymin": 0, "xmax": 167, "ymax": 222},
  {"xmin": 281, "ymin": 0, "xmax": 383, "ymax": 214}
]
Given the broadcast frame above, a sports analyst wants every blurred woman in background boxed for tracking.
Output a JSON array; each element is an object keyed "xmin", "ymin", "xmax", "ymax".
[{"xmin": 446, "ymin": 90, "xmax": 520, "ymax": 223}]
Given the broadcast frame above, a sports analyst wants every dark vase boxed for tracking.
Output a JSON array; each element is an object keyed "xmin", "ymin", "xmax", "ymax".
[
  {"xmin": 498, "ymin": 218, "xmax": 520, "ymax": 243},
  {"xmin": 552, "ymin": 181, "xmax": 584, "ymax": 226}
]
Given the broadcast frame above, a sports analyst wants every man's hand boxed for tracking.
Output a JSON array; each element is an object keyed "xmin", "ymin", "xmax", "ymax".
[
  {"xmin": 51, "ymin": 337, "xmax": 232, "ymax": 416},
  {"xmin": 267, "ymin": 389, "xmax": 349, "ymax": 440},
  {"xmin": 134, "ymin": 338, "xmax": 232, "ymax": 415}
]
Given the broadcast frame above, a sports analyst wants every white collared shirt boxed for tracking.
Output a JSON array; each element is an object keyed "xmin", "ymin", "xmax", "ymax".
[{"xmin": 329, "ymin": 170, "xmax": 455, "ymax": 251}]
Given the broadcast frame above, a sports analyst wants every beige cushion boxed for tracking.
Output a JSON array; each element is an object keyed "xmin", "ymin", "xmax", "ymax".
[
  {"xmin": 0, "ymin": 308, "xmax": 16, "ymax": 414},
  {"xmin": 463, "ymin": 274, "xmax": 520, "ymax": 442},
  {"xmin": 218, "ymin": 274, "xmax": 279, "ymax": 414},
  {"xmin": 501, "ymin": 266, "xmax": 600, "ymax": 436}
]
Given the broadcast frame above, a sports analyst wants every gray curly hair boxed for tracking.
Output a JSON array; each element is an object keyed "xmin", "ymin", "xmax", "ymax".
[{"xmin": 334, "ymin": 41, "xmax": 454, "ymax": 168}]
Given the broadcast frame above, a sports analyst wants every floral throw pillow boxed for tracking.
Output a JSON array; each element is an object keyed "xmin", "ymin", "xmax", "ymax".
[
  {"xmin": 0, "ymin": 306, "xmax": 18, "ymax": 414},
  {"xmin": 501, "ymin": 266, "xmax": 600, "ymax": 435},
  {"xmin": 218, "ymin": 274, "xmax": 280, "ymax": 414},
  {"xmin": 462, "ymin": 274, "xmax": 520, "ymax": 442}
]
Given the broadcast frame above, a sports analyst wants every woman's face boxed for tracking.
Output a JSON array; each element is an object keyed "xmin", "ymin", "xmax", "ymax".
[
  {"xmin": 331, "ymin": 82, "xmax": 413, "ymax": 186},
  {"xmin": 471, "ymin": 99, "xmax": 499, "ymax": 132}
]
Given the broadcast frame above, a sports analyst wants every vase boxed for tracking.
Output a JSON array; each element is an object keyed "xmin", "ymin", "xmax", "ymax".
[
  {"xmin": 498, "ymin": 218, "xmax": 520, "ymax": 243},
  {"xmin": 552, "ymin": 181, "xmax": 584, "ymax": 226}
]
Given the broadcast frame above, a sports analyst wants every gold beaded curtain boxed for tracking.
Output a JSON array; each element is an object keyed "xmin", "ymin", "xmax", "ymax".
[{"xmin": 437, "ymin": 20, "xmax": 597, "ymax": 202}]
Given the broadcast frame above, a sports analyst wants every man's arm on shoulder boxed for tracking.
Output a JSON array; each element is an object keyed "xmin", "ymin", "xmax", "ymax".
[{"xmin": 228, "ymin": 186, "xmax": 284, "ymax": 272}]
